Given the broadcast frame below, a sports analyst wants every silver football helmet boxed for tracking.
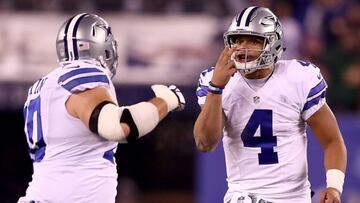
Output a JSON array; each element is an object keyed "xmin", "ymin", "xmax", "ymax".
[
  {"xmin": 56, "ymin": 13, "xmax": 118, "ymax": 78},
  {"xmin": 224, "ymin": 7, "xmax": 285, "ymax": 74}
]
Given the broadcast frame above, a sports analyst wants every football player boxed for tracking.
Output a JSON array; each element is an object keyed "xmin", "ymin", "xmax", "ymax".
[
  {"xmin": 18, "ymin": 13, "xmax": 185, "ymax": 203},
  {"xmin": 194, "ymin": 6, "xmax": 346, "ymax": 203}
]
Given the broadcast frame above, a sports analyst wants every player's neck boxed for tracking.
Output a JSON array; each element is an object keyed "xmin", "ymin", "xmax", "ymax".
[{"xmin": 243, "ymin": 66, "xmax": 274, "ymax": 79}]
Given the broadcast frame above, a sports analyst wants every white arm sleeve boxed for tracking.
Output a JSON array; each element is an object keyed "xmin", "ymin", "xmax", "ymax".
[
  {"xmin": 97, "ymin": 103, "xmax": 127, "ymax": 142},
  {"xmin": 93, "ymin": 101, "xmax": 160, "ymax": 143},
  {"xmin": 126, "ymin": 102, "xmax": 160, "ymax": 138}
]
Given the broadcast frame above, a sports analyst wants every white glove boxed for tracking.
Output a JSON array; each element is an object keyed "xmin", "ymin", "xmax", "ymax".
[{"xmin": 151, "ymin": 84, "xmax": 185, "ymax": 112}]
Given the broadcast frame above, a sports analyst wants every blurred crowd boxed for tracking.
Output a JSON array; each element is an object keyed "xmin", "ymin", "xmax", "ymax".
[
  {"xmin": 0, "ymin": 0, "xmax": 359, "ymax": 112},
  {"xmin": 302, "ymin": 0, "xmax": 360, "ymax": 112}
]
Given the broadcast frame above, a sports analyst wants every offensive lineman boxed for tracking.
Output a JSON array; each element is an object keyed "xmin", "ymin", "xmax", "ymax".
[
  {"xmin": 194, "ymin": 7, "xmax": 347, "ymax": 203},
  {"xmin": 18, "ymin": 13, "xmax": 185, "ymax": 203}
]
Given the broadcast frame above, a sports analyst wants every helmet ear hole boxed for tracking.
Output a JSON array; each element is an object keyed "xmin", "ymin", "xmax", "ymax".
[{"xmin": 105, "ymin": 50, "xmax": 110, "ymax": 59}]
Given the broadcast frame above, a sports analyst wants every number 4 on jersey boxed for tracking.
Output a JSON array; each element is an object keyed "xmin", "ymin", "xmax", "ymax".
[{"xmin": 241, "ymin": 109, "xmax": 278, "ymax": 165}]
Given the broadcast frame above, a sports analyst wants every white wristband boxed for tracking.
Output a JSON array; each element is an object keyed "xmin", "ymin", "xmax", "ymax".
[{"xmin": 326, "ymin": 169, "xmax": 345, "ymax": 194}]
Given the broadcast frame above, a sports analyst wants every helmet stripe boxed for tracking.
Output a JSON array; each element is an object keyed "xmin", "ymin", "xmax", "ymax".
[
  {"xmin": 72, "ymin": 13, "xmax": 88, "ymax": 60},
  {"xmin": 236, "ymin": 9, "xmax": 247, "ymax": 26},
  {"xmin": 63, "ymin": 16, "xmax": 76, "ymax": 60},
  {"xmin": 65, "ymin": 13, "xmax": 88, "ymax": 61},
  {"xmin": 245, "ymin": 6, "xmax": 259, "ymax": 26},
  {"xmin": 239, "ymin": 6, "xmax": 256, "ymax": 27}
]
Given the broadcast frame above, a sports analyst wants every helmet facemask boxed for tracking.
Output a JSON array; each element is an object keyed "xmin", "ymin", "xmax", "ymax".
[
  {"xmin": 98, "ymin": 33, "xmax": 118, "ymax": 78},
  {"xmin": 227, "ymin": 33, "xmax": 278, "ymax": 74}
]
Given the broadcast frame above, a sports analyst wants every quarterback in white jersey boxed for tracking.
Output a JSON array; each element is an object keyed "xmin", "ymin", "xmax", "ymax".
[
  {"xmin": 19, "ymin": 13, "xmax": 185, "ymax": 203},
  {"xmin": 194, "ymin": 7, "xmax": 346, "ymax": 203}
]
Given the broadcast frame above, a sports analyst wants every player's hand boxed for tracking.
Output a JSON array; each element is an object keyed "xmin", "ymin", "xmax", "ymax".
[
  {"xmin": 211, "ymin": 46, "xmax": 237, "ymax": 87},
  {"xmin": 151, "ymin": 84, "xmax": 185, "ymax": 112},
  {"xmin": 320, "ymin": 188, "xmax": 341, "ymax": 203}
]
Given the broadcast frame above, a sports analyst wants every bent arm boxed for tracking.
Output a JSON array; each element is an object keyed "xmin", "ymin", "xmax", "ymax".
[
  {"xmin": 194, "ymin": 47, "xmax": 236, "ymax": 152},
  {"xmin": 66, "ymin": 87, "xmax": 169, "ymax": 141},
  {"xmin": 193, "ymin": 93, "xmax": 224, "ymax": 152},
  {"xmin": 306, "ymin": 103, "xmax": 347, "ymax": 173}
]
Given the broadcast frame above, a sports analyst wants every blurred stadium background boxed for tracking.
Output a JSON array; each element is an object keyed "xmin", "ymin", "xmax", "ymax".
[{"xmin": 0, "ymin": 0, "xmax": 359, "ymax": 202}]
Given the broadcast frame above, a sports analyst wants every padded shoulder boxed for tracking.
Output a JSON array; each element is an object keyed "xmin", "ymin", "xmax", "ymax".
[
  {"xmin": 277, "ymin": 59, "xmax": 327, "ymax": 120},
  {"xmin": 58, "ymin": 62, "xmax": 111, "ymax": 93}
]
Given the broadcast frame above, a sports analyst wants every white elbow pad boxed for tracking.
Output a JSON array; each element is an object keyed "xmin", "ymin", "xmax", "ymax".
[
  {"xmin": 90, "ymin": 101, "xmax": 160, "ymax": 143},
  {"xmin": 122, "ymin": 102, "xmax": 160, "ymax": 142},
  {"xmin": 89, "ymin": 101, "xmax": 127, "ymax": 142}
]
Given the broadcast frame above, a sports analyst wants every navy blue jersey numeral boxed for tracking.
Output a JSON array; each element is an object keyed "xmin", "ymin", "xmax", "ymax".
[
  {"xmin": 241, "ymin": 109, "xmax": 278, "ymax": 165},
  {"xmin": 24, "ymin": 96, "xmax": 46, "ymax": 162}
]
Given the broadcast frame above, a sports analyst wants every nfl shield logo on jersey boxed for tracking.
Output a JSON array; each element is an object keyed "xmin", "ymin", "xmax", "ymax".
[{"xmin": 253, "ymin": 96, "xmax": 260, "ymax": 104}]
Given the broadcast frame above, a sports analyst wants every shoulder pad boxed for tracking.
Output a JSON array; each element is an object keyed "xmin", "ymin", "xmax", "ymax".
[{"xmin": 58, "ymin": 64, "xmax": 110, "ymax": 93}]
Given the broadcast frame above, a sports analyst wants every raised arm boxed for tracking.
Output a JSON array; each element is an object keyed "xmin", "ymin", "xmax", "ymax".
[
  {"xmin": 194, "ymin": 95, "xmax": 225, "ymax": 152},
  {"xmin": 306, "ymin": 103, "xmax": 347, "ymax": 202},
  {"xmin": 194, "ymin": 47, "xmax": 236, "ymax": 152}
]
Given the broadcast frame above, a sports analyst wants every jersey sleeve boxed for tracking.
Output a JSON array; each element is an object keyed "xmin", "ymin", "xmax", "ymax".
[
  {"xmin": 196, "ymin": 67, "xmax": 214, "ymax": 105},
  {"xmin": 58, "ymin": 65, "xmax": 111, "ymax": 93},
  {"xmin": 297, "ymin": 61, "xmax": 328, "ymax": 120}
]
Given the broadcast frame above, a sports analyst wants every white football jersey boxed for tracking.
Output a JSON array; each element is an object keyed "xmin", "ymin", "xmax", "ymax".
[
  {"xmin": 197, "ymin": 59, "xmax": 327, "ymax": 202},
  {"xmin": 19, "ymin": 60, "xmax": 119, "ymax": 203}
]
